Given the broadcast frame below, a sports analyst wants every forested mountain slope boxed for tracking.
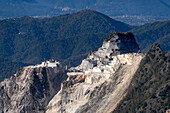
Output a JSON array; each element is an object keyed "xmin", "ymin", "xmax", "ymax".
[
  {"xmin": 0, "ymin": 10, "xmax": 169, "ymax": 82},
  {"xmin": 113, "ymin": 43, "xmax": 170, "ymax": 113},
  {"xmin": 132, "ymin": 20, "xmax": 170, "ymax": 53},
  {"xmin": 0, "ymin": 10, "xmax": 132, "ymax": 80}
]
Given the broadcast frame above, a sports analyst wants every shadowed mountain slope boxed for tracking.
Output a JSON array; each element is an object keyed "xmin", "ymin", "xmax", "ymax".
[
  {"xmin": 113, "ymin": 43, "xmax": 170, "ymax": 113},
  {"xmin": 132, "ymin": 20, "xmax": 170, "ymax": 53}
]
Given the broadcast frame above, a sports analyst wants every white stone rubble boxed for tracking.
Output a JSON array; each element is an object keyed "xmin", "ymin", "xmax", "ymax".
[{"xmin": 46, "ymin": 32, "xmax": 144, "ymax": 113}]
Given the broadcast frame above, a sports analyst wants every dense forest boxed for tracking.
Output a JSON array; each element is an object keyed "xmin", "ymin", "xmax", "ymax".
[{"xmin": 132, "ymin": 20, "xmax": 170, "ymax": 53}]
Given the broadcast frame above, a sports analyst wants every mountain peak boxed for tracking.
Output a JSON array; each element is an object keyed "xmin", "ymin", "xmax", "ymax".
[
  {"xmin": 113, "ymin": 43, "xmax": 169, "ymax": 113},
  {"xmin": 76, "ymin": 32, "xmax": 140, "ymax": 71},
  {"xmin": 103, "ymin": 32, "xmax": 140, "ymax": 54},
  {"xmin": 150, "ymin": 43, "xmax": 162, "ymax": 52},
  {"xmin": 105, "ymin": 32, "xmax": 136, "ymax": 42},
  {"xmin": 147, "ymin": 43, "xmax": 164, "ymax": 58},
  {"xmin": 46, "ymin": 32, "xmax": 144, "ymax": 113}
]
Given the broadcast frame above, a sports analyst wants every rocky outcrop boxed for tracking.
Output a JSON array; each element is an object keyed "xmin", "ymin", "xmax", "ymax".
[
  {"xmin": 103, "ymin": 32, "xmax": 139, "ymax": 54},
  {"xmin": 113, "ymin": 43, "xmax": 170, "ymax": 113},
  {"xmin": 46, "ymin": 32, "xmax": 144, "ymax": 113},
  {"xmin": 0, "ymin": 32, "xmax": 144, "ymax": 113},
  {"xmin": 0, "ymin": 61, "xmax": 67, "ymax": 113},
  {"xmin": 76, "ymin": 32, "xmax": 140, "ymax": 71}
]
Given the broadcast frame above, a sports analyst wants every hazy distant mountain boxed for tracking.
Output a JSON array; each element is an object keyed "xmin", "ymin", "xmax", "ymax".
[{"xmin": 0, "ymin": 0, "xmax": 170, "ymax": 25}]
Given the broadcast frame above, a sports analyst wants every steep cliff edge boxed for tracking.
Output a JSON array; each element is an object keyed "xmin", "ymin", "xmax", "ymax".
[
  {"xmin": 0, "ymin": 61, "xmax": 67, "ymax": 113},
  {"xmin": 113, "ymin": 43, "xmax": 170, "ymax": 113},
  {"xmin": 46, "ymin": 32, "xmax": 144, "ymax": 113},
  {"xmin": 0, "ymin": 32, "xmax": 145, "ymax": 113}
]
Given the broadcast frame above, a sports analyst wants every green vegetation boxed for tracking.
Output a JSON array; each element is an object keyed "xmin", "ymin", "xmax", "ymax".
[
  {"xmin": 0, "ymin": 10, "xmax": 169, "ymax": 82},
  {"xmin": 0, "ymin": 10, "xmax": 132, "ymax": 81},
  {"xmin": 113, "ymin": 44, "xmax": 170, "ymax": 113},
  {"xmin": 132, "ymin": 20, "xmax": 170, "ymax": 53},
  {"xmin": 0, "ymin": 61, "xmax": 29, "ymax": 81}
]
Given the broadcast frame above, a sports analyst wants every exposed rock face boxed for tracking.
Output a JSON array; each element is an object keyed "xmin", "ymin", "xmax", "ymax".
[
  {"xmin": 103, "ymin": 32, "xmax": 139, "ymax": 54},
  {"xmin": 0, "ymin": 32, "xmax": 143, "ymax": 113},
  {"xmin": 46, "ymin": 32, "xmax": 144, "ymax": 113},
  {"xmin": 76, "ymin": 32, "xmax": 140, "ymax": 70},
  {"xmin": 0, "ymin": 61, "xmax": 67, "ymax": 113}
]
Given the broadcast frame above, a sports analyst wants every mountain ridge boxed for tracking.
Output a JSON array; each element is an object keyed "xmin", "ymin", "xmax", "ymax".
[
  {"xmin": 0, "ymin": 0, "xmax": 170, "ymax": 25},
  {"xmin": 0, "ymin": 10, "xmax": 132, "ymax": 80},
  {"xmin": 0, "ymin": 30, "xmax": 169, "ymax": 113},
  {"xmin": 0, "ymin": 10, "xmax": 169, "ymax": 82},
  {"xmin": 132, "ymin": 20, "xmax": 170, "ymax": 53},
  {"xmin": 113, "ymin": 43, "xmax": 170, "ymax": 113}
]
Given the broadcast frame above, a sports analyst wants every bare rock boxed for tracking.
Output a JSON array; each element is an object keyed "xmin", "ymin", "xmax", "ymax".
[
  {"xmin": 76, "ymin": 32, "xmax": 140, "ymax": 71},
  {"xmin": 46, "ymin": 32, "xmax": 144, "ymax": 113},
  {"xmin": 0, "ymin": 62, "xmax": 67, "ymax": 113}
]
